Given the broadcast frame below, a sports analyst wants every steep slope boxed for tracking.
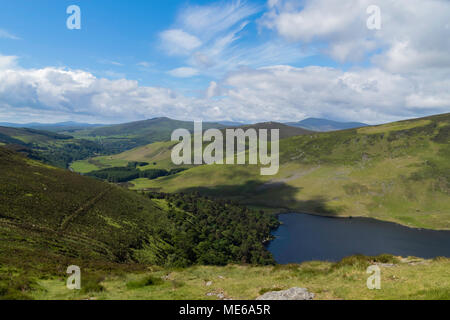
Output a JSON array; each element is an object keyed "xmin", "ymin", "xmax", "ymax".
[
  {"xmin": 0, "ymin": 126, "xmax": 104, "ymax": 168},
  {"xmin": 136, "ymin": 113, "xmax": 450, "ymax": 230},
  {"xmin": 0, "ymin": 126, "xmax": 73, "ymax": 144},
  {"xmin": 287, "ymin": 118, "xmax": 368, "ymax": 132},
  {"xmin": 0, "ymin": 146, "xmax": 167, "ymax": 263},
  {"xmin": 0, "ymin": 146, "xmax": 279, "ymax": 298}
]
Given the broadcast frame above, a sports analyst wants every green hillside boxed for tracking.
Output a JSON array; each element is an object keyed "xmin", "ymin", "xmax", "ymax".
[
  {"xmin": 70, "ymin": 122, "xmax": 313, "ymax": 173},
  {"xmin": 129, "ymin": 113, "xmax": 450, "ymax": 230},
  {"xmin": 0, "ymin": 147, "xmax": 278, "ymax": 298},
  {"xmin": 227, "ymin": 122, "xmax": 314, "ymax": 139},
  {"xmin": 70, "ymin": 117, "xmax": 228, "ymax": 155},
  {"xmin": 0, "ymin": 126, "xmax": 104, "ymax": 169},
  {"xmin": 71, "ymin": 141, "xmax": 179, "ymax": 173},
  {"xmin": 1, "ymin": 118, "xmax": 449, "ymax": 300}
]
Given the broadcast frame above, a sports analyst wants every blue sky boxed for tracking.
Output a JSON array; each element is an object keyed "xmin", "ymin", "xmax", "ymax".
[
  {"xmin": 0, "ymin": 0, "xmax": 449, "ymax": 124},
  {"xmin": 1, "ymin": 1, "xmax": 209, "ymax": 87},
  {"xmin": 1, "ymin": 0, "xmax": 306, "ymax": 91}
]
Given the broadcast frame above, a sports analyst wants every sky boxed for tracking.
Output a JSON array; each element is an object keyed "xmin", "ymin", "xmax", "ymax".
[{"xmin": 0, "ymin": 0, "xmax": 449, "ymax": 124}]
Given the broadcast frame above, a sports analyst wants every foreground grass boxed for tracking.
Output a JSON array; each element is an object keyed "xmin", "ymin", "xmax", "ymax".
[{"xmin": 31, "ymin": 256, "xmax": 450, "ymax": 300}]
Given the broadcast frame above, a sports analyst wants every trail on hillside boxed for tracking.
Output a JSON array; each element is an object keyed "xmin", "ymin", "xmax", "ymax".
[
  {"xmin": 59, "ymin": 186, "xmax": 113, "ymax": 231},
  {"xmin": 0, "ymin": 215, "xmax": 114, "ymax": 258}
]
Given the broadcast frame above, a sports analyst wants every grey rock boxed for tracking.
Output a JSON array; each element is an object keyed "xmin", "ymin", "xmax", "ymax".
[{"xmin": 256, "ymin": 287, "xmax": 314, "ymax": 300}]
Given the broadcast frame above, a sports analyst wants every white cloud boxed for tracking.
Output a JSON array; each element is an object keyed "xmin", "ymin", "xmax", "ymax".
[
  {"xmin": 0, "ymin": 64, "xmax": 192, "ymax": 122},
  {"xmin": 261, "ymin": 0, "xmax": 450, "ymax": 69},
  {"xmin": 1, "ymin": 59, "xmax": 448, "ymax": 124},
  {"xmin": 159, "ymin": 1, "xmax": 307, "ymax": 77},
  {"xmin": 179, "ymin": 0, "xmax": 261, "ymax": 41},
  {"xmin": 160, "ymin": 29, "xmax": 202, "ymax": 55},
  {"xmin": 0, "ymin": 55, "xmax": 18, "ymax": 69},
  {"xmin": 167, "ymin": 67, "xmax": 200, "ymax": 78},
  {"xmin": 216, "ymin": 65, "xmax": 450, "ymax": 123},
  {"xmin": 206, "ymin": 81, "xmax": 220, "ymax": 98}
]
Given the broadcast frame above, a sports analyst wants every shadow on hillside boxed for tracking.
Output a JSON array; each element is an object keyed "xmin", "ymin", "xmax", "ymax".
[{"xmin": 178, "ymin": 180, "xmax": 340, "ymax": 216}]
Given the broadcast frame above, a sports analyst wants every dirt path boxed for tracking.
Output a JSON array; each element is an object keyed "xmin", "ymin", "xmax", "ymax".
[{"xmin": 59, "ymin": 186, "xmax": 112, "ymax": 231}]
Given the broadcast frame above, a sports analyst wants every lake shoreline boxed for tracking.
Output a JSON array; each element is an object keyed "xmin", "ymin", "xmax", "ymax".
[
  {"xmin": 267, "ymin": 212, "xmax": 450, "ymax": 264},
  {"xmin": 258, "ymin": 205, "xmax": 450, "ymax": 231}
]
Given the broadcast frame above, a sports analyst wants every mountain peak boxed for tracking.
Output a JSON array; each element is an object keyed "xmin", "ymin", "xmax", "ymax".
[{"xmin": 286, "ymin": 118, "xmax": 368, "ymax": 132}]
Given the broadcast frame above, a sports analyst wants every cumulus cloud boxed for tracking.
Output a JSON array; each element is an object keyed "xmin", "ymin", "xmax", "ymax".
[
  {"xmin": 218, "ymin": 65, "xmax": 450, "ymax": 123},
  {"xmin": 1, "ymin": 57, "xmax": 448, "ymax": 124},
  {"xmin": 0, "ymin": 55, "xmax": 18, "ymax": 69},
  {"xmin": 0, "ymin": 63, "xmax": 194, "ymax": 123},
  {"xmin": 261, "ymin": 0, "xmax": 450, "ymax": 69}
]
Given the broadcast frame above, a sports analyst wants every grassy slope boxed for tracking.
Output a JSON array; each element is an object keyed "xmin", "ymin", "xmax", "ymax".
[
  {"xmin": 70, "ymin": 122, "xmax": 312, "ymax": 173},
  {"xmin": 0, "ymin": 146, "xmax": 170, "ymax": 264},
  {"xmin": 130, "ymin": 113, "xmax": 450, "ymax": 230},
  {"xmin": 0, "ymin": 146, "xmax": 173, "ymax": 298},
  {"xmin": 1, "ymin": 146, "xmax": 449, "ymax": 300},
  {"xmin": 229, "ymin": 122, "xmax": 314, "ymax": 139},
  {"xmin": 0, "ymin": 126, "xmax": 72, "ymax": 144},
  {"xmin": 1, "ymin": 147, "xmax": 276, "ymax": 266},
  {"xmin": 0, "ymin": 147, "xmax": 279, "ymax": 299},
  {"xmin": 0, "ymin": 126, "xmax": 104, "ymax": 168},
  {"xmin": 71, "ymin": 141, "xmax": 179, "ymax": 173},
  {"xmin": 33, "ymin": 256, "xmax": 450, "ymax": 300}
]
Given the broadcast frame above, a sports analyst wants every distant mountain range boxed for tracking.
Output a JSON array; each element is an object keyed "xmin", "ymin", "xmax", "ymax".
[
  {"xmin": 217, "ymin": 121, "xmax": 250, "ymax": 126},
  {"xmin": 0, "ymin": 121, "xmax": 106, "ymax": 132},
  {"xmin": 0, "ymin": 117, "xmax": 369, "ymax": 160},
  {"xmin": 0, "ymin": 117, "xmax": 369, "ymax": 134},
  {"xmin": 286, "ymin": 118, "xmax": 368, "ymax": 132}
]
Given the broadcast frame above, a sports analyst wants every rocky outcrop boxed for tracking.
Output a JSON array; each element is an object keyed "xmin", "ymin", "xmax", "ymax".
[{"xmin": 256, "ymin": 287, "xmax": 314, "ymax": 300}]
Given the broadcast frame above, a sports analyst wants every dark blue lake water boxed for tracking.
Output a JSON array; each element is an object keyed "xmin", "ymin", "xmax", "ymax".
[{"xmin": 267, "ymin": 213, "xmax": 450, "ymax": 264}]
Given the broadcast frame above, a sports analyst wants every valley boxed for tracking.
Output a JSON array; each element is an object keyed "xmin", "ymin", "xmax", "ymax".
[
  {"xmin": 0, "ymin": 113, "xmax": 449, "ymax": 300},
  {"xmin": 70, "ymin": 113, "xmax": 450, "ymax": 230}
]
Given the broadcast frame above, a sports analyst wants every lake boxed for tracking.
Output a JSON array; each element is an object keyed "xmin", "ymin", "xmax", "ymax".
[{"xmin": 267, "ymin": 213, "xmax": 450, "ymax": 264}]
